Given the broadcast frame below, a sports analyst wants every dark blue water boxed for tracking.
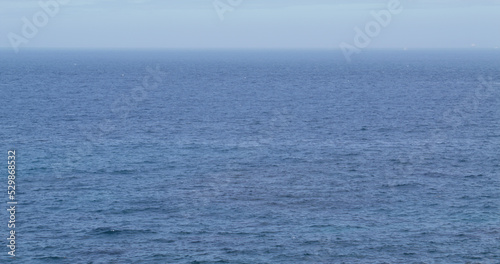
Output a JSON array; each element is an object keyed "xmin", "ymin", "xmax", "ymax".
[{"xmin": 1, "ymin": 50, "xmax": 499, "ymax": 263}]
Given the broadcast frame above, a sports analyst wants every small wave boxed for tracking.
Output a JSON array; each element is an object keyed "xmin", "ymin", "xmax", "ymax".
[
  {"xmin": 35, "ymin": 256, "xmax": 69, "ymax": 261},
  {"xmin": 382, "ymin": 181, "xmax": 424, "ymax": 188},
  {"xmin": 89, "ymin": 227, "xmax": 155, "ymax": 236},
  {"xmin": 111, "ymin": 169, "xmax": 136, "ymax": 175}
]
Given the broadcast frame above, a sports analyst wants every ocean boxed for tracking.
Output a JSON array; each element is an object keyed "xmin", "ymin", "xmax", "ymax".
[{"xmin": 1, "ymin": 50, "xmax": 499, "ymax": 263}]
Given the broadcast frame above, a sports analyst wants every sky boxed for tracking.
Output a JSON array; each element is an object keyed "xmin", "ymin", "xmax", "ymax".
[{"xmin": 0, "ymin": 0, "xmax": 499, "ymax": 50}]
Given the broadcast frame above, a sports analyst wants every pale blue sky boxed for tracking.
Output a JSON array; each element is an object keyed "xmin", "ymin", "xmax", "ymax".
[{"xmin": 1, "ymin": 0, "xmax": 499, "ymax": 50}]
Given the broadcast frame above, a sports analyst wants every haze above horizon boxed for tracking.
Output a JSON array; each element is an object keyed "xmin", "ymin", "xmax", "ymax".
[{"xmin": 1, "ymin": 0, "xmax": 499, "ymax": 50}]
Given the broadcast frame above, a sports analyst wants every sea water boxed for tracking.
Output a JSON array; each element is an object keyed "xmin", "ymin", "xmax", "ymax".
[{"xmin": 0, "ymin": 50, "xmax": 499, "ymax": 263}]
